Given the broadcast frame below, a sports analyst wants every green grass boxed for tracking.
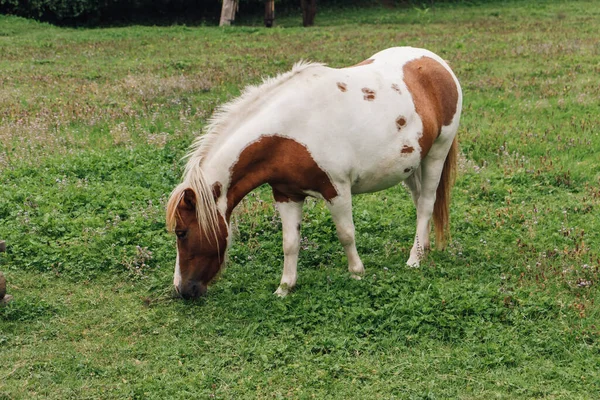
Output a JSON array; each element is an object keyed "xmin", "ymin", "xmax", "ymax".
[{"xmin": 1, "ymin": 1, "xmax": 600, "ymax": 398}]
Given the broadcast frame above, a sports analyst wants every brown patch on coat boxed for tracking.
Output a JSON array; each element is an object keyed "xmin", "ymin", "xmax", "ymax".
[
  {"xmin": 350, "ymin": 58, "xmax": 374, "ymax": 67},
  {"xmin": 272, "ymin": 185, "xmax": 306, "ymax": 203},
  {"xmin": 211, "ymin": 182, "xmax": 222, "ymax": 200},
  {"xmin": 396, "ymin": 116, "xmax": 407, "ymax": 130},
  {"xmin": 391, "ymin": 83, "xmax": 402, "ymax": 94},
  {"xmin": 402, "ymin": 56, "xmax": 459, "ymax": 158},
  {"xmin": 336, "ymin": 82, "xmax": 348, "ymax": 92},
  {"xmin": 227, "ymin": 135, "xmax": 338, "ymax": 214},
  {"xmin": 401, "ymin": 145, "xmax": 414, "ymax": 154},
  {"xmin": 362, "ymin": 88, "xmax": 376, "ymax": 101}
]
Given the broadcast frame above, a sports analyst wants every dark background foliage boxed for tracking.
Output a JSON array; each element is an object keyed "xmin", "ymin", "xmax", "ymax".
[{"xmin": 0, "ymin": 0, "xmax": 502, "ymax": 26}]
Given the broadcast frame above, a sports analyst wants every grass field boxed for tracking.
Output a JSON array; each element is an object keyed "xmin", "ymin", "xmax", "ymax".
[{"xmin": 1, "ymin": 0, "xmax": 600, "ymax": 398}]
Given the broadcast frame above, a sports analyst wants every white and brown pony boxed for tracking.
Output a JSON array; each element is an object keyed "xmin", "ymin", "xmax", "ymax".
[{"xmin": 166, "ymin": 47, "xmax": 462, "ymax": 299}]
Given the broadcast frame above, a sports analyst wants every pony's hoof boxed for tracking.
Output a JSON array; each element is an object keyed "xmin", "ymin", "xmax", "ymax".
[
  {"xmin": 274, "ymin": 284, "xmax": 292, "ymax": 297},
  {"xmin": 1, "ymin": 294, "xmax": 12, "ymax": 305},
  {"xmin": 406, "ymin": 258, "xmax": 420, "ymax": 268},
  {"xmin": 348, "ymin": 263, "xmax": 365, "ymax": 278}
]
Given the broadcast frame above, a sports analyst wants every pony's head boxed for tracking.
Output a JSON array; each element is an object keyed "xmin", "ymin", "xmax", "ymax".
[{"xmin": 166, "ymin": 181, "xmax": 228, "ymax": 299}]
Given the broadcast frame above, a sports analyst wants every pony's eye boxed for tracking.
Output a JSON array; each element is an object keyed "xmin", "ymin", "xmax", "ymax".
[{"xmin": 175, "ymin": 230, "xmax": 188, "ymax": 239}]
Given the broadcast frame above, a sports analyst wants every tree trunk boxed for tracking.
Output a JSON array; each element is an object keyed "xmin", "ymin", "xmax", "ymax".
[
  {"xmin": 264, "ymin": 0, "xmax": 275, "ymax": 27},
  {"xmin": 0, "ymin": 272, "xmax": 5, "ymax": 299},
  {"xmin": 381, "ymin": 0, "xmax": 395, "ymax": 9},
  {"xmin": 219, "ymin": 0, "xmax": 238, "ymax": 26},
  {"xmin": 301, "ymin": 0, "xmax": 317, "ymax": 27}
]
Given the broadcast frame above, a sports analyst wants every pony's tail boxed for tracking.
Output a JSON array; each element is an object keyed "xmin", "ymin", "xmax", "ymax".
[{"xmin": 433, "ymin": 136, "xmax": 458, "ymax": 250}]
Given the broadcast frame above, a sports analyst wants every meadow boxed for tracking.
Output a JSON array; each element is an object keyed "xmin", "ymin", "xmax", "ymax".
[{"xmin": 1, "ymin": 0, "xmax": 599, "ymax": 398}]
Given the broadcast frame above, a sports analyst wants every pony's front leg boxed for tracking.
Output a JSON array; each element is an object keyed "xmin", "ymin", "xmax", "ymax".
[
  {"xmin": 274, "ymin": 199, "xmax": 304, "ymax": 297},
  {"xmin": 326, "ymin": 190, "xmax": 365, "ymax": 278}
]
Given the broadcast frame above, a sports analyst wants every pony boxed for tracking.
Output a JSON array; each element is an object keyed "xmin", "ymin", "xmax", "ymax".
[{"xmin": 166, "ymin": 46, "xmax": 462, "ymax": 299}]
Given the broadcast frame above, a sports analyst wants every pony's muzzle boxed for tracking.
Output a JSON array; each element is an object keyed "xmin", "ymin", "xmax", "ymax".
[{"xmin": 176, "ymin": 280, "xmax": 207, "ymax": 300}]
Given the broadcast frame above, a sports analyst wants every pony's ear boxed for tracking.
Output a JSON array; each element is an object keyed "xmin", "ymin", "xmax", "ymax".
[{"xmin": 181, "ymin": 188, "xmax": 196, "ymax": 210}]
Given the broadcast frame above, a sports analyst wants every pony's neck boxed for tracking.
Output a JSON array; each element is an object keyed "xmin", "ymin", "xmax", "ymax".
[
  {"xmin": 192, "ymin": 61, "xmax": 328, "ymax": 223},
  {"xmin": 203, "ymin": 133, "xmax": 336, "ymax": 222},
  {"xmin": 226, "ymin": 165, "xmax": 269, "ymax": 219},
  {"xmin": 202, "ymin": 139, "xmax": 274, "ymax": 223}
]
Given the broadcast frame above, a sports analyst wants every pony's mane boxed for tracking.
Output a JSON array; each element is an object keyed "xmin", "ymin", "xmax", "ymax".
[
  {"xmin": 185, "ymin": 60, "xmax": 325, "ymax": 169},
  {"xmin": 166, "ymin": 61, "xmax": 325, "ymax": 241}
]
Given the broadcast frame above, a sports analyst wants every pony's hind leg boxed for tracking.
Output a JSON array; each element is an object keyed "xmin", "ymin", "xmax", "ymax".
[
  {"xmin": 326, "ymin": 189, "xmax": 365, "ymax": 278},
  {"xmin": 274, "ymin": 199, "xmax": 304, "ymax": 297},
  {"xmin": 405, "ymin": 166, "xmax": 431, "ymax": 262},
  {"xmin": 404, "ymin": 165, "xmax": 422, "ymax": 209},
  {"xmin": 407, "ymin": 138, "xmax": 454, "ymax": 267},
  {"xmin": 407, "ymin": 160, "xmax": 441, "ymax": 267}
]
